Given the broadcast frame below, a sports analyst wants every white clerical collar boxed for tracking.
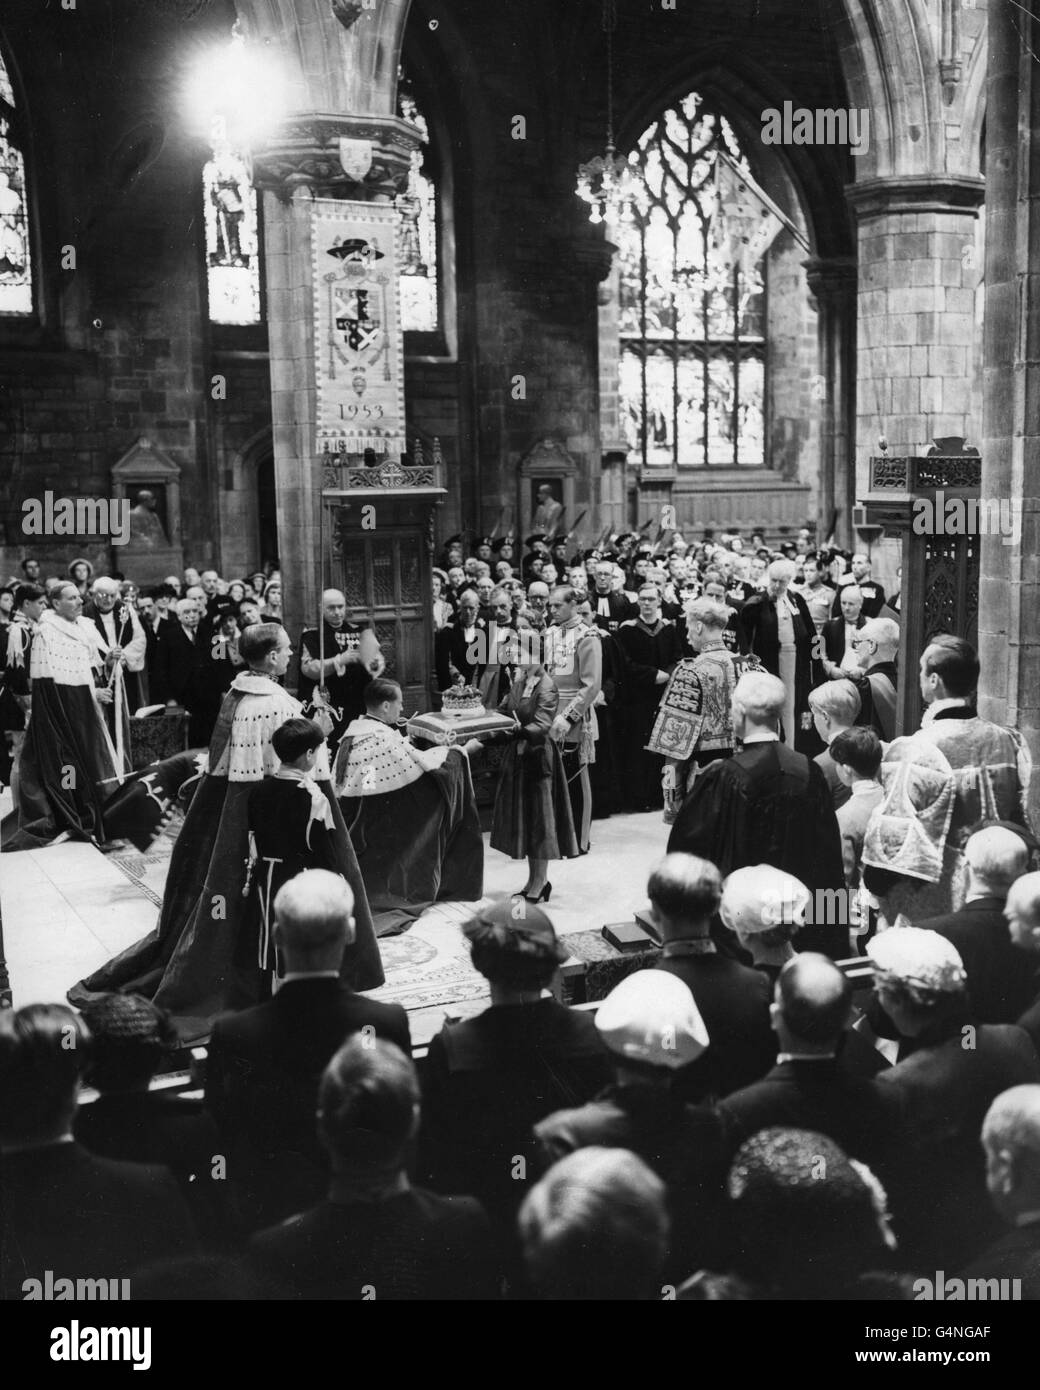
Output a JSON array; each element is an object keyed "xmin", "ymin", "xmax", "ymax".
[
  {"xmin": 281, "ymin": 970, "xmax": 340, "ymax": 984},
  {"xmin": 922, "ymin": 696, "xmax": 972, "ymax": 724},
  {"xmin": 742, "ymin": 730, "xmax": 780, "ymax": 744},
  {"xmin": 776, "ymin": 1053, "xmax": 836, "ymax": 1065}
]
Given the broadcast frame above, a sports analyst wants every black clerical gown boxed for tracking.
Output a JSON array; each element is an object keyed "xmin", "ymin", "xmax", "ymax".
[
  {"xmin": 614, "ymin": 617, "xmax": 682, "ymax": 810},
  {"xmin": 737, "ymin": 591, "xmax": 819, "ymax": 752},
  {"xmin": 667, "ymin": 739, "xmax": 847, "ymax": 956},
  {"xmin": 298, "ymin": 621, "xmax": 372, "ymax": 749}
]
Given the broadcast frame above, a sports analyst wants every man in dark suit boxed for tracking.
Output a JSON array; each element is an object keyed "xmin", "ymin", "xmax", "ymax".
[
  {"xmin": 820, "ymin": 585, "xmax": 867, "ymax": 679},
  {"xmin": 649, "ymin": 853, "xmax": 775, "ymax": 1100},
  {"xmin": 737, "ymin": 559, "xmax": 818, "ymax": 751},
  {"xmin": 831, "ymin": 552, "xmax": 886, "ymax": 619},
  {"xmin": 158, "ymin": 596, "xmax": 209, "ymax": 743},
  {"xmin": 718, "ymin": 954, "xmax": 894, "ymax": 1172},
  {"xmin": 135, "ymin": 587, "xmax": 171, "ymax": 705},
  {"xmin": 250, "ymin": 1036, "xmax": 497, "ymax": 1300},
  {"xmin": 434, "ymin": 588, "xmax": 488, "ymax": 690},
  {"xmin": 958, "ymin": 1085, "xmax": 1040, "ymax": 1298},
  {"xmin": 867, "ymin": 927, "xmax": 1040, "ymax": 1268},
  {"xmin": 668, "ymin": 670, "xmax": 847, "ymax": 955},
  {"xmin": 1007, "ymin": 872, "xmax": 1040, "ymax": 1053},
  {"xmin": 919, "ymin": 826, "xmax": 1035, "ymax": 1025},
  {"xmin": 589, "ymin": 560, "xmax": 636, "ymax": 634},
  {"xmin": 1, "ymin": 1003, "xmax": 197, "ymax": 1299},
  {"xmin": 206, "ymin": 869, "xmax": 408, "ymax": 1228}
]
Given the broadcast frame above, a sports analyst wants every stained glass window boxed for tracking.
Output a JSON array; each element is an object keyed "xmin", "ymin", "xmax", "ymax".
[
  {"xmin": 0, "ymin": 48, "xmax": 33, "ymax": 317},
  {"xmin": 396, "ymin": 71, "xmax": 439, "ymax": 335},
  {"xmin": 617, "ymin": 93, "xmax": 767, "ymax": 468},
  {"xmin": 203, "ymin": 144, "xmax": 261, "ymax": 325}
]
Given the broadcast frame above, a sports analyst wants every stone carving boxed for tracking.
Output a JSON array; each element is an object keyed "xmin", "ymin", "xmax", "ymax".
[
  {"xmin": 913, "ymin": 458, "xmax": 982, "ymax": 490},
  {"xmin": 869, "ymin": 457, "xmax": 910, "ymax": 491}
]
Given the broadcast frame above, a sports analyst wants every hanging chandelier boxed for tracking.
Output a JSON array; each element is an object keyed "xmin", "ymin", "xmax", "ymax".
[{"xmin": 575, "ymin": 0, "xmax": 640, "ymax": 225}]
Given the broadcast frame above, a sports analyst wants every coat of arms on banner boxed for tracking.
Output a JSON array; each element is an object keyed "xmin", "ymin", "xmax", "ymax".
[
  {"xmin": 312, "ymin": 200, "xmax": 406, "ymax": 457},
  {"xmin": 339, "ymin": 137, "xmax": 373, "ymax": 183},
  {"xmin": 327, "ymin": 234, "xmax": 388, "ymax": 370}
]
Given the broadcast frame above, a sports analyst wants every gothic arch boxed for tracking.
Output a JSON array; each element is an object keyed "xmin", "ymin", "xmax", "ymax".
[
  {"xmin": 232, "ymin": 0, "xmax": 412, "ymax": 115},
  {"xmin": 615, "ymin": 53, "xmax": 855, "ymax": 261}
]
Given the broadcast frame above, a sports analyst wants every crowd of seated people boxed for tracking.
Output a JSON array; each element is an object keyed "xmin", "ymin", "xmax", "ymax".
[{"xmin": 5, "ymin": 849, "xmax": 1040, "ymax": 1302}]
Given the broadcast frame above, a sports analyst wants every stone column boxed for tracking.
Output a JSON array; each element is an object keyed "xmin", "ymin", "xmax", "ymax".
[
  {"xmin": 980, "ymin": 0, "xmax": 1040, "ymax": 820},
  {"xmin": 805, "ymin": 257, "xmax": 856, "ymax": 546},
  {"xmin": 847, "ymin": 177, "xmax": 984, "ymax": 463},
  {"xmin": 252, "ymin": 116, "xmax": 419, "ymax": 642}
]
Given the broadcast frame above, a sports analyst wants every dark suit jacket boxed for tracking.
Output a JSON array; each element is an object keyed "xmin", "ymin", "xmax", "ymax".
[
  {"xmin": 876, "ymin": 1022, "xmax": 1040, "ymax": 1266},
  {"xmin": 717, "ymin": 1057, "xmax": 895, "ymax": 1172},
  {"xmin": 920, "ymin": 896, "xmax": 1040, "ymax": 1025},
  {"xmin": 957, "ymin": 1221, "xmax": 1040, "ymax": 1300},
  {"xmin": 0, "ymin": 1141, "xmax": 198, "ymax": 1298},
  {"xmin": 435, "ymin": 618, "xmax": 488, "ymax": 690},
  {"xmin": 75, "ymin": 1090, "xmax": 234, "ymax": 1248},
  {"xmin": 157, "ymin": 623, "xmax": 207, "ymax": 709},
  {"xmin": 250, "ymin": 1187, "xmax": 498, "ymax": 1300},
  {"xmin": 206, "ymin": 978, "xmax": 411, "ymax": 1226},
  {"xmin": 417, "ymin": 998, "xmax": 611, "ymax": 1228},
  {"xmin": 821, "ymin": 614, "xmax": 866, "ymax": 667},
  {"xmin": 535, "ymin": 1083, "xmax": 733, "ymax": 1280},
  {"xmin": 653, "ymin": 950, "xmax": 775, "ymax": 1100},
  {"xmin": 831, "ymin": 578, "xmax": 886, "ymax": 619},
  {"xmin": 590, "ymin": 590, "xmax": 637, "ymax": 635},
  {"xmin": 668, "ymin": 741, "xmax": 847, "ymax": 955}
]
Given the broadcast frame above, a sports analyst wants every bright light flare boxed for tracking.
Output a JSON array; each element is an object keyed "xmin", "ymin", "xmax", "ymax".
[{"xmin": 184, "ymin": 27, "xmax": 289, "ymax": 151}]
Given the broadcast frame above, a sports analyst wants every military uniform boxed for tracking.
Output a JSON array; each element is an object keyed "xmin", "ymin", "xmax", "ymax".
[{"xmin": 542, "ymin": 616, "xmax": 602, "ymax": 851}]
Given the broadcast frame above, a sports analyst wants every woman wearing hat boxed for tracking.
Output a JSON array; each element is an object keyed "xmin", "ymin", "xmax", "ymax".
[
  {"xmin": 67, "ymin": 557, "xmax": 94, "ymax": 599},
  {"xmin": 489, "ymin": 618, "xmax": 580, "ymax": 902},
  {"xmin": 417, "ymin": 898, "xmax": 611, "ymax": 1253}
]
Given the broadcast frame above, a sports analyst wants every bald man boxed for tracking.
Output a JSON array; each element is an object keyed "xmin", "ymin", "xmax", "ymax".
[
  {"xmin": 957, "ymin": 1086, "xmax": 1040, "ymax": 1297},
  {"xmin": 718, "ymin": 954, "xmax": 894, "ymax": 1172},
  {"xmin": 917, "ymin": 826, "xmax": 1036, "ymax": 1024},
  {"xmin": 298, "ymin": 589, "xmax": 380, "ymax": 751},
  {"xmin": 649, "ymin": 854, "xmax": 775, "ymax": 1100},
  {"xmin": 1007, "ymin": 874, "xmax": 1040, "ymax": 1055}
]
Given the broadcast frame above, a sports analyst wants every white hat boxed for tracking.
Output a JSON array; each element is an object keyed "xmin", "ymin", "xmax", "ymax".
[
  {"xmin": 595, "ymin": 970, "xmax": 709, "ymax": 1070},
  {"xmin": 867, "ymin": 926, "xmax": 967, "ymax": 995},
  {"xmin": 720, "ymin": 865, "xmax": 812, "ymax": 935}
]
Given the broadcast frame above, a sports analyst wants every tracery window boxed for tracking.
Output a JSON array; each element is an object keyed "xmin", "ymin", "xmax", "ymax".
[
  {"xmin": 0, "ymin": 48, "xmax": 33, "ymax": 317},
  {"xmin": 203, "ymin": 142, "xmax": 261, "ymax": 325},
  {"xmin": 617, "ymin": 93, "xmax": 767, "ymax": 468},
  {"xmin": 396, "ymin": 70, "xmax": 439, "ymax": 336}
]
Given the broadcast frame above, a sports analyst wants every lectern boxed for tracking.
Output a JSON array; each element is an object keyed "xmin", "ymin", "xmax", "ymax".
[{"xmin": 321, "ymin": 444, "xmax": 447, "ymax": 712}]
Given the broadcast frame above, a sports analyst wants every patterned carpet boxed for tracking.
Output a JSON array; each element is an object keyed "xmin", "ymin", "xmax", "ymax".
[
  {"xmin": 105, "ymin": 815, "xmax": 492, "ymax": 1013},
  {"xmin": 106, "ymin": 815, "xmax": 182, "ymax": 908}
]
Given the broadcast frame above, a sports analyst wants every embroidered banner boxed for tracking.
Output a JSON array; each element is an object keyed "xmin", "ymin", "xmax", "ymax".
[{"xmin": 312, "ymin": 199, "xmax": 406, "ymax": 458}]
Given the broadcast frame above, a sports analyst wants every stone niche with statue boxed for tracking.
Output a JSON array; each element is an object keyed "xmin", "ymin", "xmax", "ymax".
[
  {"xmin": 111, "ymin": 437, "xmax": 185, "ymax": 584},
  {"xmin": 517, "ymin": 437, "xmax": 580, "ymax": 541}
]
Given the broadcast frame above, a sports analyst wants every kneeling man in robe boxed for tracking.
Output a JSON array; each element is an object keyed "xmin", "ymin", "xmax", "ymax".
[{"xmin": 333, "ymin": 678, "xmax": 485, "ymax": 933}]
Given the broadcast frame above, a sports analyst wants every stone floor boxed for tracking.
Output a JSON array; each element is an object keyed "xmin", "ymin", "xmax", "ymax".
[{"xmin": 0, "ymin": 789, "xmax": 669, "ymax": 1046}]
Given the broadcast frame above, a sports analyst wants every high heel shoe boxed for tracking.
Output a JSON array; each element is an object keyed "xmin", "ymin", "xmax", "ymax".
[{"xmin": 523, "ymin": 882, "xmax": 552, "ymax": 904}]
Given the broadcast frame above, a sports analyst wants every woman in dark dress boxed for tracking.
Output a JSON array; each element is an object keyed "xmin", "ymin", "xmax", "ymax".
[{"xmin": 490, "ymin": 623, "xmax": 579, "ymax": 902}]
